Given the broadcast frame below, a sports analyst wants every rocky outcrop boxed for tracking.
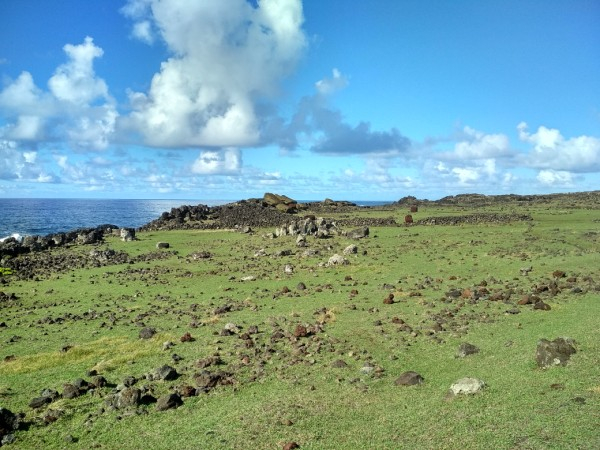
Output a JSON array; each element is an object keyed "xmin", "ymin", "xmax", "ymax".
[
  {"xmin": 140, "ymin": 194, "xmax": 301, "ymax": 232},
  {"xmin": 0, "ymin": 225, "xmax": 119, "ymax": 258}
]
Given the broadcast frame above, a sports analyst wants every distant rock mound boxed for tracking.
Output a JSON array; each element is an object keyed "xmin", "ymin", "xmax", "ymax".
[{"xmin": 139, "ymin": 194, "xmax": 302, "ymax": 232}]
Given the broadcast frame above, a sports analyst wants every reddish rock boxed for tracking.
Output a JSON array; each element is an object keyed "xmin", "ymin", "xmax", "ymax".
[
  {"xmin": 553, "ymin": 270, "xmax": 566, "ymax": 278},
  {"xmin": 404, "ymin": 214, "xmax": 413, "ymax": 224},
  {"xmin": 489, "ymin": 291, "xmax": 504, "ymax": 301},
  {"xmin": 178, "ymin": 385, "xmax": 197, "ymax": 398},
  {"xmin": 283, "ymin": 443, "xmax": 300, "ymax": 450},
  {"xmin": 410, "ymin": 205, "xmax": 418, "ymax": 213},
  {"xmin": 293, "ymin": 325, "xmax": 309, "ymax": 338},
  {"xmin": 180, "ymin": 332, "xmax": 194, "ymax": 342},
  {"xmin": 383, "ymin": 293, "xmax": 395, "ymax": 304},
  {"xmin": 518, "ymin": 295, "xmax": 533, "ymax": 305},
  {"xmin": 534, "ymin": 301, "xmax": 551, "ymax": 311}
]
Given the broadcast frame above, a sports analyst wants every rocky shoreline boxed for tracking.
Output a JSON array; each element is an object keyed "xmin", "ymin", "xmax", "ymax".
[{"xmin": 2, "ymin": 190, "xmax": 597, "ymax": 259}]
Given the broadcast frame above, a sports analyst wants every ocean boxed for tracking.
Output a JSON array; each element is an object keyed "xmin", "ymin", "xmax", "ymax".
[
  {"xmin": 0, "ymin": 198, "xmax": 226, "ymax": 239},
  {"xmin": 0, "ymin": 198, "xmax": 390, "ymax": 239}
]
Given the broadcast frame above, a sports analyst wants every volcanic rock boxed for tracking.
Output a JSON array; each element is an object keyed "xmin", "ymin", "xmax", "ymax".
[
  {"xmin": 156, "ymin": 393, "xmax": 183, "ymax": 411},
  {"xmin": 536, "ymin": 338, "xmax": 577, "ymax": 368},
  {"xmin": 457, "ymin": 343, "xmax": 480, "ymax": 358},
  {"xmin": 139, "ymin": 327, "xmax": 156, "ymax": 339},
  {"xmin": 115, "ymin": 387, "xmax": 141, "ymax": 409},
  {"xmin": 394, "ymin": 371, "xmax": 424, "ymax": 386}
]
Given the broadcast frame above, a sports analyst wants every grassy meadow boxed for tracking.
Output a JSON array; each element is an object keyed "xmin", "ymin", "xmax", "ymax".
[{"xmin": 0, "ymin": 202, "xmax": 599, "ymax": 449}]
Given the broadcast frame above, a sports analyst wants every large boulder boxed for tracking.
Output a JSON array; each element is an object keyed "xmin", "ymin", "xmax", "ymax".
[{"xmin": 536, "ymin": 338, "xmax": 576, "ymax": 368}]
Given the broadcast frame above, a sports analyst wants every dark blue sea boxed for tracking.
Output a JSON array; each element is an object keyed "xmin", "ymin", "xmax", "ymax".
[
  {"xmin": 0, "ymin": 198, "xmax": 227, "ymax": 239},
  {"xmin": 0, "ymin": 198, "xmax": 390, "ymax": 239}
]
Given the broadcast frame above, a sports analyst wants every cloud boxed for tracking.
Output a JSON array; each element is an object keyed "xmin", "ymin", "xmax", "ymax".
[
  {"xmin": 518, "ymin": 122, "xmax": 600, "ymax": 172},
  {"xmin": 48, "ymin": 37, "xmax": 109, "ymax": 106},
  {"xmin": 191, "ymin": 148, "xmax": 242, "ymax": 175},
  {"xmin": 315, "ymin": 68, "xmax": 348, "ymax": 95},
  {"xmin": 122, "ymin": 0, "xmax": 307, "ymax": 148},
  {"xmin": 133, "ymin": 21, "xmax": 155, "ymax": 44},
  {"xmin": 444, "ymin": 126, "xmax": 512, "ymax": 160},
  {"xmin": 0, "ymin": 140, "xmax": 57, "ymax": 182},
  {"xmin": 312, "ymin": 122, "xmax": 410, "ymax": 156},
  {"xmin": 276, "ymin": 69, "xmax": 410, "ymax": 156},
  {"xmin": 0, "ymin": 37, "xmax": 117, "ymax": 150},
  {"xmin": 536, "ymin": 169, "xmax": 576, "ymax": 187},
  {"xmin": 431, "ymin": 157, "xmax": 501, "ymax": 187}
]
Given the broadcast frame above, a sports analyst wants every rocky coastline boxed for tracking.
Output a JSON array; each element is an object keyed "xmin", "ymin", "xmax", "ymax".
[{"xmin": 2, "ymin": 190, "xmax": 598, "ymax": 260}]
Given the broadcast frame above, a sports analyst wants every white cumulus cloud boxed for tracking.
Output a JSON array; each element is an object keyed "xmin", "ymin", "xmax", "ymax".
[
  {"xmin": 0, "ymin": 37, "xmax": 117, "ymax": 150},
  {"xmin": 518, "ymin": 122, "xmax": 600, "ymax": 172},
  {"xmin": 122, "ymin": 0, "xmax": 306, "ymax": 148},
  {"xmin": 536, "ymin": 169, "xmax": 575, "ymax": 186}
]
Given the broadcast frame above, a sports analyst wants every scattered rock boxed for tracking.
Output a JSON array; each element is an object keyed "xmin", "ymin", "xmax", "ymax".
[
  {"xmin": 327, "ymin": 254, "xmax": 349, "ymax": 266},
  {"xmin": 156, "ymin": 242, "xmax": 170, "ymax": 249},
  {"xmin": 331, "ymin": 359, "xmax": 348, "ymax": 368},
  {"xmin": 114, "ymin": 387, "xmax": 141, "ymax": 409},
  {"xmin": 180, "ymin": 332, "xmax": 194, "ymax": 342},
  {"xmin": 347, "ymin": 226, "xmax": 369, "ymax": 239},
  {"xmin": 29, "ymin": 395, "xmax": 53, "ymax": 409},
  {"xmin": 139, "ymin": 327, "xmax": 156, "ymax": 339},
  {"xmin": 533, "ymin": 301, "xmax": 551, "ymax": 311},
  {"xmin": 283, "ymin": 442, "xmax": 300, "ymax": 450},
  {"xmin": 120, "ymin": 228, "xmax": 136, "ymax": 242},
  {"xmin": 293, "ymin": 325, "xmax": 309, "ymax": 338},
  {"xmin": 394, "ymin": 371, "xmax": 424, "ymax": 386},
  {"xmin": 156, "ymin": 393, "xmax": 183, "ymax": 411},
  {"xmin": 153, "ymin": 365, "xmax": 179, "ymax": 381},
  {"xmin": 449, "ymin": 377, "xmax": 485, "ymax": 395},
  {"xmin": 343, "ymin": 244, "xmax": 358, "ymax": 255},
  {"xmin": 520, "ymin": 266, "xmax": 533, "ymax": 276},
  {"xmin": 536, "ymin": 338, "xmax": 577, "ymax": 368},
  {"xmin": 62, "ymin": 383, "xmax": 82, "ymax": 399},
  {"xmin": 457, "ymin": 343, "xmax": 480, "ymax": 358}
]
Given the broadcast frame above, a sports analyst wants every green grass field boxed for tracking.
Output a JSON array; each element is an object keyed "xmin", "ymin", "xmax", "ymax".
[{"xmin": 1, "ymin": 204, "xmax": 599, "ymax": 449}]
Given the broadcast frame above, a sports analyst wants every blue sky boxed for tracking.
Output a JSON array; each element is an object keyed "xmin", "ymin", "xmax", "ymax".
[{"xmin": 1, "ymin": 0, "xmax": 599, "ymax": 200}]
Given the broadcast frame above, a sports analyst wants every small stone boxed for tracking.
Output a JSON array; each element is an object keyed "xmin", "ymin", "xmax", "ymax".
[
  {"xmin": 294, "ymin": 325, "xmax": 309, "ymax": 338},
  {"xmin": 457, "ymin": 343, "xmax": 480, "ymax": 358},
  {"xmin": 139, "ymin": 327, "xmax": 156, "ymax": 339},
  {"xmin": 283, "ymin": 442, "xmax": 300, "ymax": 450},
  {"xmin": 156, "ymin": 242, "xmax": 170, "ymax": 249},
  {"xmin": 153, "ymin": 365, "xmax": 178, "ymax": 381},
  {"xmin": 115, "ymin": 387, "xmax": 141, "ymax": 408},
  {"xmin": 156, "ymin": 393, "xmax": 183, "ymax": 411},
  {"xmin": 534, "ymin": 301, "xmax": 551, "ymax": 311},
  {"xmin": 62, "ymin": 383, "xmax": 81, "ymax": 399},
  {"xmin": 331, "ymin": 359, "xmax": 348, "ymax": 368},
  {"xmin": 180, "ymin": 332, "xmax": 194, "ymax": 342},
  {"xmin": 394, "ymin": 371, "xmax": 424, "ymax": 386},
  {"xmin": 29, "ymin": 396, "xmax": 52, "ymax": 409},
  {"xmin": 449, "ymin": 377, "xmax": 485, "ymax": 395}
]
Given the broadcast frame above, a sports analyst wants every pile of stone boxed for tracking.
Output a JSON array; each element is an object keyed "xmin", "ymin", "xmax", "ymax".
[{"xmin": 415, "ymin": 213, "xmax": 532, "ymax": 226}]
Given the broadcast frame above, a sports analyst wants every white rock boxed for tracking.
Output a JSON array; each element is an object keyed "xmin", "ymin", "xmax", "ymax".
[{"xmin": 450, "ymin": 377, "xmax": 485, "ymax": 395}]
